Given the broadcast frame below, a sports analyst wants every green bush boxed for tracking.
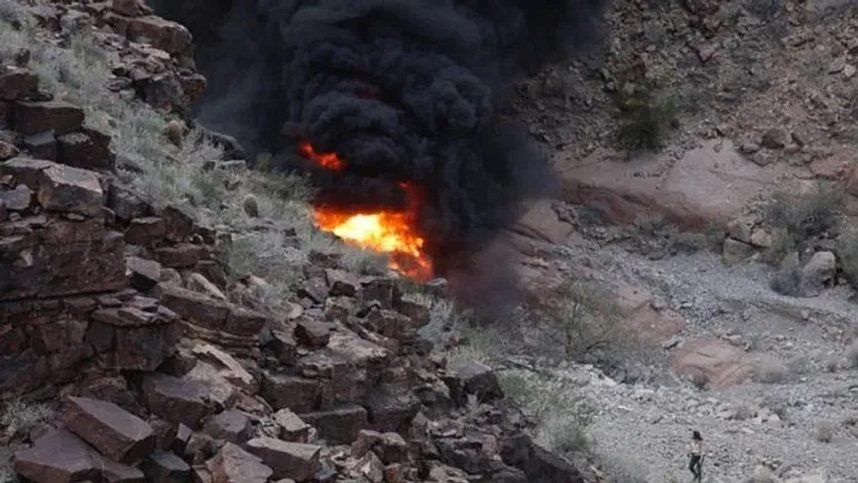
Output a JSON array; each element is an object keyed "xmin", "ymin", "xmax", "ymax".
[
  {"xmin": 537, "ymin": 281, "xmax": 628, "ymax": 361},
  {"xmin": 845, "ymin": 341, "xmax": 858, "ymax": 369},
  {"xmin": 1, "ymin": 399, "xmax": 53, "ymax": 438},
  {"xmin": 498, "ymin": 369, "xmax": 595, "ymax": 455},
  {"xmin": 837, "ymin": 225, "xmax": 858, "ymax": 287},
  {"xmin": 769, "ymin": 253, "xmax": 806, "ymax": 297},
  {"xmin": 615, "ymin": 73, "xmax": 678, "ymax": 151},
  {"xmin": 763, "ymin": 184, "xmax": 842, "ymax": 241}
]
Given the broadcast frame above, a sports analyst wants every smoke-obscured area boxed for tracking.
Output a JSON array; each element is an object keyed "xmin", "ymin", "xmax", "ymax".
[{"xmin": 152, "ymin": 0, "xmax": 602, "ymax": 304}]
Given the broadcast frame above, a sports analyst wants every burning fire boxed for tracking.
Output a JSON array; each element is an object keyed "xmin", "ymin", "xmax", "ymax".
[
  {"xmin": 299, "ymin": 141, "xmax": 346, "ymax": 170},
  {"xmin": 300, "ymin": 142, "xmax": 434, "ymax": 280}
]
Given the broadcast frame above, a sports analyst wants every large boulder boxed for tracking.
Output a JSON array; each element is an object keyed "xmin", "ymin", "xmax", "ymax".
[
  {"xmin": 561, "ymin": 140, "xmax": 784, "ymax": 227},
  {"xmin": 12, "ymin": 101, "xmax": 84, "ymax": 135},
  {"xmin": 63, "ymin": 396, "xmax": 157, "ymax": 464},
  {"xmin": 671, "ymin": 339, "xmax": 754, "ymax": 388},
  {"xmin": 802, "ymin": 251, "xmax": 837, "ymax": 288},
  {"xmin": 206, "ymin": 443, "xmax": 272, "ymax": 483},
  {"xmin": 140, "ymin": 451, "xmax": 192, "ymax": 483},
  {"xmin": 1, "ymin": 157, "xmax": 104, "ymax": 217},
  {"xmin": 301, "ymin": 405, "xmax": 368, "ymax": 445},
  {"xmin": 203, "ymin": 410, "xmax": 252, "ymax": 444},
  {"xmin": 272, "ymin": 408, "xmax": 311, "ymax": 443},
  {"xmin": 141, "ymin": 373, "xmax": 213, "ymax": 428},
  {"xmin": 87, "ymin": 305, "xmax": 181, "ymax": 371},
  {"xmin": 244, "ymin": 437, "xmax": 321, "ymax": 482},
  {"xmin": 0, "ymin": 217, "xmax": 125, "ymax": 301},
  {"xmin": 443, "ymin": 360, "xmax": 503, "ymax": 405},
  {"xmin": 260, "ymin": 372, "xmax": 321, "ymax": 413},
  {"xmin": 0, "ymin": 67, "xmax": 38, "ymax": 101},
  {"xmin": 14, "ymin": 429, "xmax": 145, "ymax": 483}
]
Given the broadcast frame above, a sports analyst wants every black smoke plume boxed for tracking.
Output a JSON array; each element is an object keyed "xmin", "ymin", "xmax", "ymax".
[{"xmin": 153, "ymin": 0, "xmax": 601, "ymax": 295}]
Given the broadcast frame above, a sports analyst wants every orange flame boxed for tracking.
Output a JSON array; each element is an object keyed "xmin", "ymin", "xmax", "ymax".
[
  {"xmin": 300, "ymin": 141, "xmax": 434, "ymax": 280},
  {"xmin": 299, "ymin": 141, "xmax": 346, "ymax": 170}
]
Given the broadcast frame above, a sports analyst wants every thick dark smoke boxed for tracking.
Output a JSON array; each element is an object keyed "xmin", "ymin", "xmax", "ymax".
[{"xmin": 152, "ymin": 0, "xmax": 601, "ymax": 302}]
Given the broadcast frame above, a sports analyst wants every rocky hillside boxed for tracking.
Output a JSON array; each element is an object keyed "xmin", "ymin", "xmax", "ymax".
[{"xmin": 0, "ymin": 1, "xmax": 589, "ymax": 482}]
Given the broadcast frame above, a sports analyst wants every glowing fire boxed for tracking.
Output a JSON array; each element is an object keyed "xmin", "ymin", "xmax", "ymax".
[
  {"xmin": 300, "ymin": 142, "xmax": 434, "ymax": 280},
  {"xmin": 299, "ymin": 141, "xmax": 346, "ymax": 170}
]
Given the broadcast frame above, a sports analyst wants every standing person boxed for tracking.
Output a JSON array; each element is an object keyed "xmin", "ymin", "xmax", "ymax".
[{"xmin": 687, "ymin": 430, "xmax": 704, "ymax": 482}]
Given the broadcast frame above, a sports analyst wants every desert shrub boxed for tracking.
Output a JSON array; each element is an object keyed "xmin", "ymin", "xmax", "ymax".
[
  {"xmin": 536, "ymin": 281, "xmax": 628, "ymax": 361},
  {"xmin": 0, "ymin": 467, "xmax": 18, "ymax": 483},
  {"xmin": 537, "ymin": 412, "xmax": 591, "ymax": 453},
  {"xmin": 631, "ymin": 215, "xmax": 722, "ymax": 255},
  {"xmin": 845, "ymin": 340, "xmax": 858, "ymax": 369},
  {"xmin": 498, "ymin": 369, "xmax": 595, "ymax": 454},
  {"xmin": 751, "ymin": 358, "xmax": 789, "ymax": 384},
  {"xmin": 615, "ymin": 70, "xmax": 678, "ymax": 151},
  {"xmin": 446, "ymin": 325, "xmax": 503, "ymax": 367},
  {"xmin": 837, "ymin": 225, "xmax": 858, "ymax": 287},
  {"xmin": 813, "ymin": 422, "xmax": 835, "ymax": 443},
  {"xmin": 762, "ymin": 395, "xmax": 789, "ymax": 421},
  {"xmin": 769, "ymin": 254, "xmax": 806, "ymax": 297},
  {"xmin": 743, "ymin": 0, "xmax": 783, "ymax": 19},
  {"xmin": 0, "ymin": 0, "xmax": 22, "ymax": 25},
  {"xmin": 413, "ymin": 295, "xmax": 463, "ymax": 344},
  {"xmin": 762, "ymin": 184, "xmax": 842, "ymax": 244},
  {"xmin": 0, "ymin": 399, "xmax": 53, "ymax": 438},
  {"xmin": 594, "ymin": 457, "xmax": 648, "ymax": 483},
  {"xmin": 761, "ymin": 228, "xmax": 796, "ymax": 265}
]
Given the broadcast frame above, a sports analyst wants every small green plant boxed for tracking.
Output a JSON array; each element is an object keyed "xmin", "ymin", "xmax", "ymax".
[
  {"xmin": 1, "ymin": 399, "xmax": 53, "ymax": 438},
  {"xmin": 615, "ymin": 69, "xmax": 678, "ymax": 151},
  {"xmin": 769, "ymin": 253, "xmax": 806, "ymax": 297},
  {"xmin": 762, "ymin": 184, "xmax": 842, "ymax": 244},
  {"xmin": 837, "ymin": 225, "xmax": 858, "ymax": 287},
  {"xmin": 537, "ymin": 280, "xmax": 627, "ymax": 361},
  {"xmin": 751, "ymin": 357, "xmax": 790, "ymax": 384},
  {"xmin": 845, "ymin": 341, "xmax": 858, "ymax": 369},
  {"xmin": 498, "ymin": 369, "xmax": 595, "ymax": 455},
  {"xmin": 761, "ymin": 228, "xmax": 796, "ymax": 265},
  {"xmin": 814, "ymin": 422, "xmax": 835, "ymax": 443}
]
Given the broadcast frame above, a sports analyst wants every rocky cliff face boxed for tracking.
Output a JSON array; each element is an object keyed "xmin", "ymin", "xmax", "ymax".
[{"xmin": 0, "ymin": 1, "xmax": 589, "ymax": 482}]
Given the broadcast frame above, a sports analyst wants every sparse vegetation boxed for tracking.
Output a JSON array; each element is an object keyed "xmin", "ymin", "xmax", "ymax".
[
  {"xmin": 837, "ymin": 225, "xmax": 858, "ymax": 287},
  {"xmin": 498, "ymin": 369, "xmax": 595, "ymax": 455},
  {"xmin": 0, "ymin": 399, "xmax": 53, "ymax": 438},
  {"xmin": 0, "ymin": 7, "xmax": 390, "ymax": 317},
  {"xmin": 536, "ymin": 280, "xmax": 628, "ymax": 361},
  {"xmin": 813, "ymin": 422, "xmax": 835, "ymax": 443},
  {"xmin": 630, "ymin": 215, "xmax": 722, "ymax": 257},
  {"xmin": 614, "ymin": 67, "xmax": 678, "ymax": 151},
  {"xmin": 769, "ymin": 254, "xmax": 806, "ymax": 297},
  {"xmin": 761, "ymin": 184, "xmax": 842, "ymax": 263},
  {"xmin": 751, "ymin": 357, "xmax": 789, "ymax": 384},
  {"xmin": 845, "ymin": 340, "xmax": 858, "ymax": 369}
]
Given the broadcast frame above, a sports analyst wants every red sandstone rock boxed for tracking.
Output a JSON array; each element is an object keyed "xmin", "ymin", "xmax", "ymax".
[
  {"xmin": 63, "ymin": 396, "xmax": 157, "ymax": 464},
  {"xmin": 13, "ymin": 101, "xmax": 84, "ymax": 135},
  {"xmin": 245, "ymin": 437, "xmax": 321, "ymax": 482}
]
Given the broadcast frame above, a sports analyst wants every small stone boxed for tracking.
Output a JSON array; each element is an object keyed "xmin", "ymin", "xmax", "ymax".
[
  {"xmin": 761, "ymin": 129, "xmax": 786, "ymax": 150},
  {"xmin": 0, "ymin": 183, "xmax": 31, "ymax": 211}
]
